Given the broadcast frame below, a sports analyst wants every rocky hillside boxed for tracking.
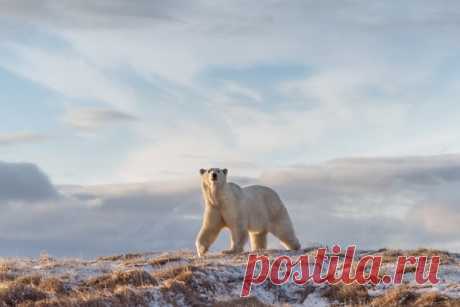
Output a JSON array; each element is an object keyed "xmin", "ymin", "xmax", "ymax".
[{"xmin": 1, "ymin": 248, "xmax": 460, "ymax": 306}]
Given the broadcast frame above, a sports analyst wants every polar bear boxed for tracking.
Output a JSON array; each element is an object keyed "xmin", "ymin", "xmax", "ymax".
[{"xmin": 196, "ymin": 168, "xmax": 300, "ymax": 256}]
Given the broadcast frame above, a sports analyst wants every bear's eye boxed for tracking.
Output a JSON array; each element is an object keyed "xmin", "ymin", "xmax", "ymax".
[{"xmin": 207, "ymin": 169, "xmax": 212, "ymax": 173}]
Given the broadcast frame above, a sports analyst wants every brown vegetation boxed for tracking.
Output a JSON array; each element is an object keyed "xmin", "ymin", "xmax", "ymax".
[
  {"xmin": 322, "ymin": 283, "xmax": 370, "ymax": 306},
  {"xmin": 97, "ymin": 253, "xmax": 144, "ymax": 262},
  {"xmin": 214, "ymin": 296, "xmax": 273, "ymax": 307},
  {"xmin": 0, "ymin": 249, "xmax": 458, "ymax": 306},
  {"xmin": 22, "ymin": 287, "xmax": 150, "ymax": 307},
  {"xmin": 84, "ymin": 270, "xmax": 157, "ymax": 290},
  {"xmin": 0, "ymin": 272, "xmax": 15, "ymax": 282},
  {"xmin": 149, "ymin": 255, "xmax": 184, "ymax": 266},
  {"xmin": 0, "ymin": 283, "xmax": 47, "ymax": 306},
  {"xmin": 152, "ymin": 264, "xmax": 194, "ymax": 281},
  {"xmin": 370, "ymin": 285, "xmax": 460, "ymax": 307},
  {"xmin": 378, "ymin": 248, "xmax": 456, "ymax": 265}
]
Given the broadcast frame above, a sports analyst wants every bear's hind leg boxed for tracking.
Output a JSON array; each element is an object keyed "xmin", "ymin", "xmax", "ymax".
[
  {"xmin": 271, "ymin": 216, "xmax": 301, "ymax": 251},
  {"xmin": 280, "ymin": 235, "xmax": 301, "ymax": 250},
  {"xmin": 222, "ymin": 228, "xmax": 248, "ymax": 254},
  {"xmin": 250, "ymin": 232, "xmax": 267, "ymax": 251},
  {"xmin": 274, "ymin": 229, "xmax": 300, "ymax": 250}
]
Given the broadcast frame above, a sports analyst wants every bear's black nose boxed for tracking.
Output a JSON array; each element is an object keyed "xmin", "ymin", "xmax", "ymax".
[{"xmin": 211, "ymin": 173, "xmax": 217, "ymax": 180}]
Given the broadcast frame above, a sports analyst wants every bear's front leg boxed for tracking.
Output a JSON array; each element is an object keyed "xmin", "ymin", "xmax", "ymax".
[
  {"xmin": 196, "ymin": 207, "xmax": 224, "ymax": 257},
  {"xmin": 222, "ymin": 227, "xmax": 248, "ymax": 254}
]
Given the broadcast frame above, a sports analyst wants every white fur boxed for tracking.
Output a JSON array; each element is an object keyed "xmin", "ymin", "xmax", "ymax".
[{"xmin": 196, "ymin": 168, "xmax": 300, "ymax": 256}]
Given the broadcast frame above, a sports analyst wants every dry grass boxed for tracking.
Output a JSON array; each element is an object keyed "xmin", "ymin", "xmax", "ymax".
[
  {"xmin": 15, "ymin": 275, "xmax": 42, "ymax": 287},
  {"xmin": 322, "ymin": 283, "xmax": 370, "ymax": 306},
  {"xmin": 38, "ymin": 277, "xmax": 69, "ymax": 294},
  {"xmin": 369, "ymin": 286, "xmax": 460, "ymax": 307},
  {"xmin": 413, "ymin": 248, "xmax": 456, "ymax": 264},
  {"xmin": 0, "ymin": 283, "xmax": 47, "ymax": 306},
  {"xmin": 0, "ymin": 272, "xmax": 15, "ymax": 282},
  {"xmin": 11, "ymin": 275, "xmax": 69, "ymax": 295},
  {"xmin": 98, "ymin": 253, "xmax": 189, "ymax": 267},
  {"xmin": 159, "ymin": 280, "xmax": 200, "ymax": 306},
  {"xmin": 84, "ymin": 269, "xmax": 157, "ymax": 290},
  {"xmin": 413, "ymin": 291, "xmax": 454, "ymax": 307},
  {"xmin": 39, "ymin": 251, "xmax": 55, "ymax": 265},
  {"xmin": 152, "ymin": 264, "xmax": 194, "ymax": 281},
  {"xmin": 0, "ymin": 261, "xmax": 198, "ymax": 306},
  {"xmin": 0, "ymin": 271, "xmax": 154, "ymax": 306},
  {"xmin": 370, "ymin": 286, "xmax": 417, "ymax": 306},
  {"xmin": 159, "ymin": 271, "xmax": 209, "ymax": 307},
  {"xmin": 156, "ymin": 265, "xmax": 196, "ymax": 289},
  {"xmin": 26, "ymin": 287, "xmax": 151, "ymax": 307},
  {"xmin": 214, "ymin": 297, "xmax": 273, "ymax": 307},
  {"xmin": 162, "ymin": 271, "xmax": 193, "ymax": 289},
  {"xmin": 97, "ymin": 253, "xmax": 144, "ymax": 262},
  {"xmin": 0, "ymin": 262, "xmax": 11, "ymax": 273},
  {"xmin": 174, "ymin": 269, "xmax": 193, "ymax": 283},
  {"xmin": 157, "ymin": 264, "xmax": 225, "ymax": 306},
  {"xmin": 149, "ymin": 255, "xmax": 183, "ymax": 266},
  {"xmin": 379, "ymin": 248, "xmax": 455, "ymax": 265}
]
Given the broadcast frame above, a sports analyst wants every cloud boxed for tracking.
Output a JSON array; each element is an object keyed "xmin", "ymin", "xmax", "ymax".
[
  {"xmin": 0, "ymin": 161, "xmax": 58, "ymax": 202},
  {"xmin": 0, "ymin": 0, "xmax": 187, "ymax": 29},
  {"xmin": 261, "ymin": 155, "xmax": 460, "ymax": 196},
  {"xmin": 2, "ymin": 1, "xmax": 460, "ymax": 185},
  {"xmin": 62, "ymin": 107, "xmax": 138, "ymax": 130},
  {"xmin": 0, "ymin": 132, "xmax": 48, "ymax": 146},
  {"xmin": 409, "ymin": 201, "xmax": 460, "ymax": 238},
  {"xmin": 0, "ymin": 180, "xmax": 204, "ymax": 257},
  {"xmin": 1, "ymin": 154, "xmax": 460, "ymax": 257},
  {"xmin": 36, "ymin": 0, "xmax": 458, "ymax": 181},
  {"xmin": 5, "ymin": 1, "xmax": 460, "ymax": 87},
  {"xmin": 1, "ymin": 3, "xmax": 460, "ymax": 256},
  {"xmin": 257, "ymin": 154, "xmax": 460, "ymax": 249},
  {"xmin": 0, "ymin": 45, "xmax": 139, "ymax": 110}
]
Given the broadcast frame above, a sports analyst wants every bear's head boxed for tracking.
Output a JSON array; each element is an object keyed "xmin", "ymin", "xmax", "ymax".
[{"xmin": 199, "ymin": 168, "xmax": 228, "ymax": 188}]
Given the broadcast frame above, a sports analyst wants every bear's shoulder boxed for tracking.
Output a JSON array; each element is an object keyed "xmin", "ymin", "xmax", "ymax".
[
  {"xmin": 242, "ymin": 185, "xmax": 277, "ymax": 195},
  {"xmin": 227, "ymin": 182, "xmax": 242, "ymax": 191}
]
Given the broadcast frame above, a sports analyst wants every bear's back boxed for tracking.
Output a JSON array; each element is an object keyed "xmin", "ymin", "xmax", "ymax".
[{"xmin": 240, "ymin": 184, "xmax": 285, "ymax": 218}]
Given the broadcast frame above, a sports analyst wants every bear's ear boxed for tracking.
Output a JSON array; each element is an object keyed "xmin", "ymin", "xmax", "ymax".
[
  {"xmin": 222, "ymin": 168, "xmax": 228, "ymax": 175},
  {"xmin": 200, "ymin": 169, "xmax": 206, "ymax": 175}
]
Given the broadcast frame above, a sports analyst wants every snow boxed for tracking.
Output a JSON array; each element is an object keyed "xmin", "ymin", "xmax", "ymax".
[{"xmin": 301, "ymin": 292, "xmax": 330, "ymax": 307}]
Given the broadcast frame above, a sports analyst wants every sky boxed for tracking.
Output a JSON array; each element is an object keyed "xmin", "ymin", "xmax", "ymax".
[{"xmin": 1, "ymin": 1, "xmax": 460, "ymax": 257}]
